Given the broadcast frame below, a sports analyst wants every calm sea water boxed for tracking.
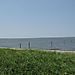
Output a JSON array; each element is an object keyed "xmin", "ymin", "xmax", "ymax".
[{"xmin": 0, "ymin": 37, "xmax": 75, "ymax": 50}]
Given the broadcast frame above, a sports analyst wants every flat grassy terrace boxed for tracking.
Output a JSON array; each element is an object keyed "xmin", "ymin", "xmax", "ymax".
[{"xmin": 0, "ymin": 48, "xmax": 75, "ymax": 75}]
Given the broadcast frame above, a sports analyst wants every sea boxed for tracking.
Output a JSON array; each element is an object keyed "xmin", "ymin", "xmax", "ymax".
[{"xmin": 0, "ymin": 37, "xmax": 75, "ymax": 51}]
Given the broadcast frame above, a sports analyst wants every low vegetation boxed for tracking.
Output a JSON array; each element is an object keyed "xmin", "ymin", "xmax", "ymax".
[{"xmin": 0, "ymin": 48, "xmax": 75, "ymax": 75}]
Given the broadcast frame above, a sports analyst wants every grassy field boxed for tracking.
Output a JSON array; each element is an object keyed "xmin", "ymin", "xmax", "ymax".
[{"xmin": 0, "ymin": 48, "xmax": 75, "ymax": 75}]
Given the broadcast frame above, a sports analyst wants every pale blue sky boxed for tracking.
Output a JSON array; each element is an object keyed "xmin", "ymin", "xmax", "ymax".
[{"xmin": 0, "ymin": 0, "xmax": 75, "ymax": 38}]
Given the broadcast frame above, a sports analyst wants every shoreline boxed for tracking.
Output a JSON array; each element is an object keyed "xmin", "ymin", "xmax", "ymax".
[{"xmin": 0, "ymin": 47, "xmax": 75, "ymax": 53}]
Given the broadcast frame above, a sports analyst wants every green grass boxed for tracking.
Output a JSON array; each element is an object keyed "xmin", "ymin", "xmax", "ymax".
[{"xmin": 0, "ymin": 48, "xmax": 75, "ymax": 75}]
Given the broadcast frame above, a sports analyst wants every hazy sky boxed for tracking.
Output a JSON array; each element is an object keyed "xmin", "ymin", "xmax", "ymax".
[{"xmin": 0, "ymin": 0, "xmax": 75, "ymax": 38}]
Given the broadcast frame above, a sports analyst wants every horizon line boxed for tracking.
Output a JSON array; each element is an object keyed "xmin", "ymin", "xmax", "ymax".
[{"xmin": 0, "ymin": 36, "xmax": 75, "ymax": 39}]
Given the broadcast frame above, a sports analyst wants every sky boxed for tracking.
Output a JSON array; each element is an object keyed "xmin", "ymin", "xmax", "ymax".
[{"xmin": 0, "ymin": 0, "xmax": 75, "ymax": 38}]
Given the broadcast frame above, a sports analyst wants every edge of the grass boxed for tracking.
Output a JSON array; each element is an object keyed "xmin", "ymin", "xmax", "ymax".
[{"xmin": 0, "ymin": 48, "xmax": 75, "ymax": 54}]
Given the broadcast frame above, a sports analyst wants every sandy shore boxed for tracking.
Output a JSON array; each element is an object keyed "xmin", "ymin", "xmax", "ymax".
[
  {"xmin": 9, "ymin": 48, "xmax": 75, "ymax": 53},
  {"xmin": 0, "ymin": 47, "xmax": 75, "ymax": 53}
]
